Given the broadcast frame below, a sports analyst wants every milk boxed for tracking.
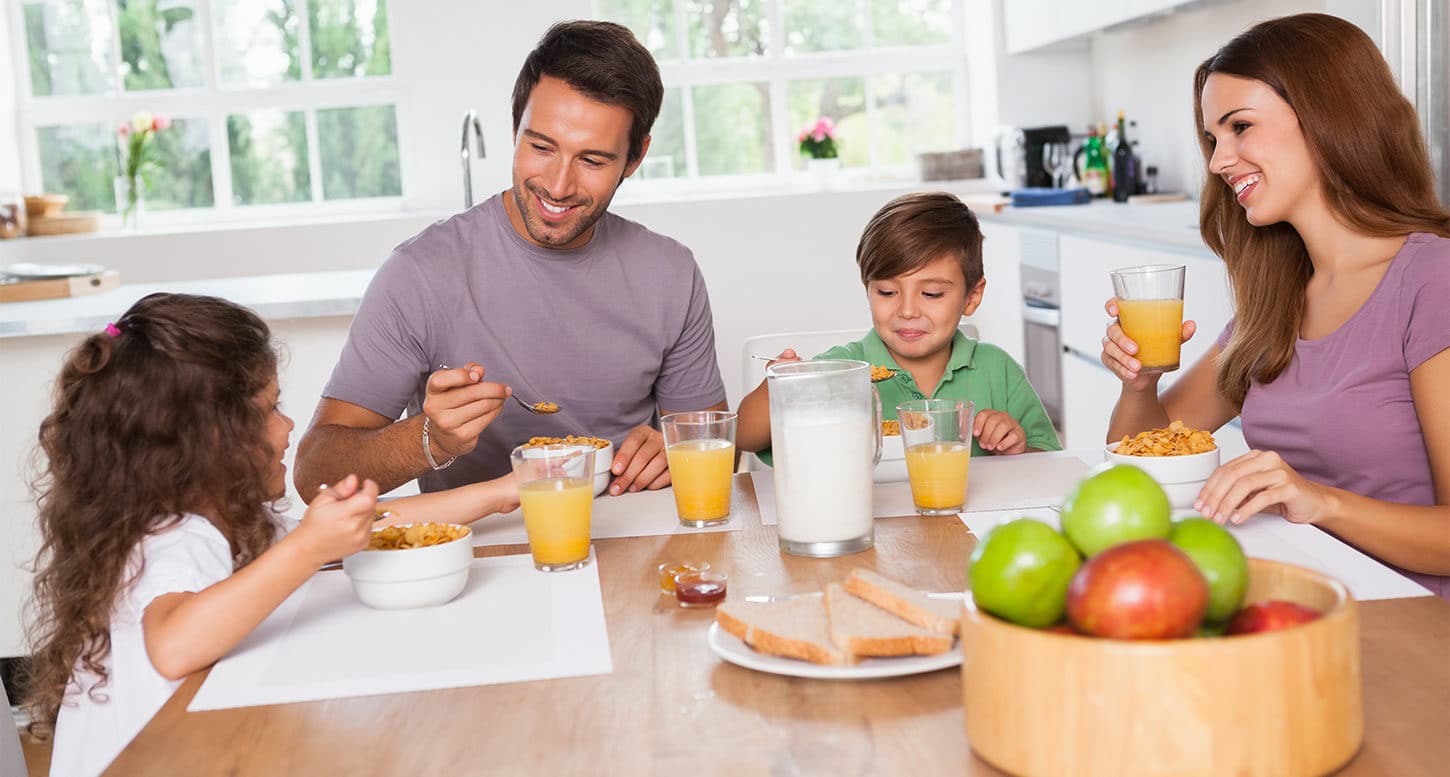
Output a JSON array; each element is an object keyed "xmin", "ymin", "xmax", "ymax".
[{"xmin": 771, "ymin": 409, "xmax": 875, "ymax": 544}]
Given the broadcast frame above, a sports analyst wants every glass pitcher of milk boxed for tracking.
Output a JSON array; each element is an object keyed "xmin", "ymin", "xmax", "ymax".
[{"xmin": 766, "ymin": 359, "xmax": 881, "ymax": 557}]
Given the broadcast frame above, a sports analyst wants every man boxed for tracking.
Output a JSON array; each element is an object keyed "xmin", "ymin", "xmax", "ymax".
[{"xmin": 294, "ymin": 20, "xmax": 728, "ymax": 499}]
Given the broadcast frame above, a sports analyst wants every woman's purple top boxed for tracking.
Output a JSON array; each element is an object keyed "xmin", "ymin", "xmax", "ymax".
[{"xmin": 1216, "ymin": 232, "xmax": 1450, "ymax": 598}]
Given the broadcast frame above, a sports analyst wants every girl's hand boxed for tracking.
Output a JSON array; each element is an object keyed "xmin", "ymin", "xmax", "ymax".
[
  {"xmin": 1194, "ymin": 450, "xmax": 1335, "ymax": 526},
  {"xmin": 492, "ymin": 471, "xmax": 520, "ymax": 516},
  {"xmin": 1101, "ymin": 297, "xmax": 1197, "ymax": 392},
  {"xmin": 294, "ymin": 474, "xmax": 379, "ymax": 565},
  {"xmin": 973, "ymin": 409, "xmax": 1027, "ymax": 455}
]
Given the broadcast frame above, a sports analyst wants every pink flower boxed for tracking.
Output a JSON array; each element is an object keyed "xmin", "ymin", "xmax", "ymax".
[
  {"xmin": 117, "ymin": 124, "xmax": 130, "ymax": 137},
  {"xmin": 797, "ymin": 130, "xmax": 808, "ymax": 143},
  {"xmin": 152, "ymin": 115, "xmax": 171, "ymax": 132},
  {"xmin": 812, "ymin": 127, "xmax": 826, "ymax": 142}
]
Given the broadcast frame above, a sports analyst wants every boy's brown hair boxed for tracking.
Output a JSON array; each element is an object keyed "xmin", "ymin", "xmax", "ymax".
[{"xmin": 856, "ymin": 192, "xmax": 984, "ymax": 288}]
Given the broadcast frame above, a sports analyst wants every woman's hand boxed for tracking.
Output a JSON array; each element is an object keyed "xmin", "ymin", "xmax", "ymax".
[
  {"xmin": 1101, "ymin": 297, "xmax": 1197, "ymax": 392},
  {"xmin": 973, "ymin": 409, "xmax": 1028, "ymax": 455},
  {"xmin": 1194, "ymin": 450, "xmax": 1336, "ymax": 526}
]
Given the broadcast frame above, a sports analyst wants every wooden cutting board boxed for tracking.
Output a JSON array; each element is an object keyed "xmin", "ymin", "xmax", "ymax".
[{"xmin": 0, "ymin": 269, "xmax": 120, "ymax": 303}]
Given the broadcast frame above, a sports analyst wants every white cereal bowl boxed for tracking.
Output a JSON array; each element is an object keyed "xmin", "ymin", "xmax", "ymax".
[
  {"xmin": 342, "ymin": 525, "xmax": 474, "ymax": 609},
  {"xmin": 875, "ymin": 433, "xmax": 907, "ymax": 484},
  {"xmin": 521, "ymin": 441, "xmax": 612, "ymax": 496},
  {"xmin": 1105, "ymin": 442, "xmax": 1221, "ymax": 509}
]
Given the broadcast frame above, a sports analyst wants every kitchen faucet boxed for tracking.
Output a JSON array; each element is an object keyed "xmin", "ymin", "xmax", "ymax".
[{"xmin": 461, "ymin": 110, "xmax": 485, "ymax": 209}]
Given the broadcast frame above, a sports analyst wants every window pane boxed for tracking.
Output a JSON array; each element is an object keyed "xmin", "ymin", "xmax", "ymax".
[
  {"xmin": 140, "ymin": 117, "xmax": 214, "ymax": 209},
  {"xmin": 37, "ymin": 123, "xmax": 118, "ymax": 211},
  {"xmin": 635, "ymin": 88, "xmax": 684, "ymax": 180},
  {"xmin": 787, "ymin": 77, "xmax": 866, "ymax": 169},
  {"xmin": 117, "ymin": 0, "xmax": 203, "ymax": 90},
  {"xmin": 871, "ymin": 71, "xmax": 956, "ymax": 165},
  {"xmin": 692, "ymin": 82, "xmax": 771, "ymax": 176},
  {"xmin": 685, "ymin": 0, "xmax": 766, "ymax": 58},
  {"xmin": 317, "ymin": 105, "xmax": 401, "ymax": 199},
  {"xmin": 784, "ymin": 0, "xmax": 864, "ymax": 55},
  {"xmin": 872, "ymin": 0, "xmax": 952, "ymax": 47},
  {"xmin": 309, "ymin": 0, "xmax": 391, "ymax": 78},
  {"xmin": 23, "ymin": 0, "xmax": 115, "ymax": 97},
  {"xmin": 214, "ymin": 0, "xmax": 299, "ymax": 86},
  {"xmin": 228, "ymin": 110, "xmax": 311, "ymax": 205},
  {"xmin": 596, "ymin": 0, "xmax": 677, "ymax": 60}
]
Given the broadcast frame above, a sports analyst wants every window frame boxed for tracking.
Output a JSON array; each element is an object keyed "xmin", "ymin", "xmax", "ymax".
[
  {"xmin": 605, "ymin": 0, "xmax": 984, "ymax": 193},
  {"xmin": 7, "ymin": 0, "xmax": 406, "ymax": 225}
]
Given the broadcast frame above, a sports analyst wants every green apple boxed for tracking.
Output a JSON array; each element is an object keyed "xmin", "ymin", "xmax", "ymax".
[
  {"xmin": 969, "ymin": 518, "xmax": 1082, "ymax": 628},
  {"xmin": 1060, "ymin": 464, "xmax": 1171, "ymax": 557},
  {"xmin": 1170, "ymin": 517, "xmax": 1249, "ymax": 623}
]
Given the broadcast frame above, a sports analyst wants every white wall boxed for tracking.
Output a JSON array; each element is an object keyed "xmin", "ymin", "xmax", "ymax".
[
  {"xmin": 1084, "ymin": 0, "xmax": 1333, "ymax": 196},
  {"xmin": 989, "ymin": 0, "xmax": 1094, "ymax": 131}
]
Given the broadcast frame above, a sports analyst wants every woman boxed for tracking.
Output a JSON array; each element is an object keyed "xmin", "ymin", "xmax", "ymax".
[{"xmin": 1100, "ymin": 14, "xmax": 1450, "ymax": 596}]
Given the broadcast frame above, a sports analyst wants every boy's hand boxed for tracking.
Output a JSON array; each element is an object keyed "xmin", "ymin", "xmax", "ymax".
[
  {"xmin": 295, "ymin": 474, "xmax": 379, "ymax": 565},
  {"xmin": 767, "ymin": 348, "xmax": 801, "ymax": 368},
  {"xmin": 973, "ymin": 410, "xmax": 1028, "ymax": 455}
]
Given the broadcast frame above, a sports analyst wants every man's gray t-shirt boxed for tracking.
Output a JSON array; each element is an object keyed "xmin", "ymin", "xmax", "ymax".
[{"xmin": 324, "ymin": 193, "xmax": 727, "ymax": 491}]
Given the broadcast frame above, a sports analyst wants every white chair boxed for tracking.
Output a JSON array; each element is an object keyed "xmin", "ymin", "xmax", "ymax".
[
  {"xmin": 2, "ymin": 677, "xmax": 27, "ymax": 777},
  {"xmin": 737, "ymin": 323, "xmax": 980, "ymax": 471}
]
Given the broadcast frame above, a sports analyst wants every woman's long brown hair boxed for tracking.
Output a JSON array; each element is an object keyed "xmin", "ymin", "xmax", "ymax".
[
  {"xmin": 1194, "ymin": 13, "xmax": 1450, "ymax": 406},
  {"xmin": 24, "ymin": 293, "xmax": 281, "ymax": 737}
]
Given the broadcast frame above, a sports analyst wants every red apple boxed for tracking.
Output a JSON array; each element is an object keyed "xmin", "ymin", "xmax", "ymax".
[
  {"xmin": 1225, "ymin": 601, "xmax": 1320, "ymax": 635},
  {"xmin": 1066, "ymin": 539, "xmax": 1209, "ymax": 640}
]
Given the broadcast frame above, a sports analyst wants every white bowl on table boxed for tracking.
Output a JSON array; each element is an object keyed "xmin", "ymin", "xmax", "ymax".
[
  {"xmin": 342, "ymin": 525, "xmax": 473, "ymax": 609},
  {"xmin": 1104, "ymin": 442, "xmax": 1220, "ymax": 509},
  {"xmin": 876, "ymin": 432, "xmax": 907, "ymax": 484},
  {"xmin": 520, "ymin": 440, "xmax": 613, "ymax": 495}
]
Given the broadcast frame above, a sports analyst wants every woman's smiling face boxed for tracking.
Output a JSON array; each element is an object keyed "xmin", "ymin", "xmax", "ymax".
[{"xmin": 1200, "ymin": 72, "xmax": 1321, "ymax": 227}]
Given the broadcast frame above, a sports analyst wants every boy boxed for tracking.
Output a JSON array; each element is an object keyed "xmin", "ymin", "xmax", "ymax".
[{"xmin": 736, "ymin": 192, "xmax": 1060, "ymax": 459}]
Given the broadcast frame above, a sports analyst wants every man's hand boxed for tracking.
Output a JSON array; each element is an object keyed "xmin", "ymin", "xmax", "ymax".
[
  {"xmin": 423, "ymin": 362, "xmax": 511, "ymax": 459},
  {"xmin": 608, "ymin": 424, "xmax": 670, "ymax": 496}
]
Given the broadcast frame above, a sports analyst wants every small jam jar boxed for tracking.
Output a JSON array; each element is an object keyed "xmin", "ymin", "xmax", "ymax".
[
  {"xmin": 673, "ymin": 570, "xmax": 728, "ymax": 608},
  {"xmin": 657, "ymin": 561, "xmax": 710, "ymax": 595}
]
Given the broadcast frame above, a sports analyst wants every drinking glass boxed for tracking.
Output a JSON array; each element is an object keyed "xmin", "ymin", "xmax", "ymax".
[
  {"xmin": 898, "ymin": 399, "xmax": 976, "ymax": 516},
  {"xmin": 1042, "ymin": 142, "xmax": 1072, "ymax": 188},
  {"xmin": 511, "ymin": 444, "xmax": 596, "ymax": 572},
  {"xmin": 661, "ymin": 410, "xmax": 737, "ymax": 527},
  {"xmin": 1111, "ymin": 264, "xmax": 1187, "ymax": 373}
]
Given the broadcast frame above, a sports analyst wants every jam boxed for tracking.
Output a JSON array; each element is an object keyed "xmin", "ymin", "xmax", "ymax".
[
  {"xmin": 673, "ymin": 570, "xmax": 728, "ymax": 607},
  {"xmin": 657, "ymin": 561, "xmax": 710, "ymax": 594}
]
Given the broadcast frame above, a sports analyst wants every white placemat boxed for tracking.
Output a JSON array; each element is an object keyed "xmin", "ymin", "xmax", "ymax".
[
  {"xmin": 188, "ymin": 553, "xmax": 612, "ymax": 711},
  {"xmin": 750, "ymin": 452, "xmax": 1094, "ymax": 526},
  {"xmin": 472, "ymin": 473, "xmax": 753, "ymax": 547},
  {"xmin": 955, "ymin": 507, "xmax": 1431, "ymax": 602}
]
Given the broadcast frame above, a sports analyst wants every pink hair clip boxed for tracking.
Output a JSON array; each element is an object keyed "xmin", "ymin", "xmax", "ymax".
[{"xmin": 104, "ymin": 322, "xmax": 121, "ymax": 338}]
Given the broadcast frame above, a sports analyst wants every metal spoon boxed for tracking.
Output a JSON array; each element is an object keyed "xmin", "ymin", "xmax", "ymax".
[{"xmin": 438, "ymin": 363, "xmax": 560, "ymax": 415}]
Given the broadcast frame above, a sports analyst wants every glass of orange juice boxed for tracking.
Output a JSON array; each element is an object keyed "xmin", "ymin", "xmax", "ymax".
[
  {"xmin": 511, "ymin": 444, "xmax": 596, "ymax": 572},
  {"xmin": 1111, "ymin": 264, "xmax": 1186, "ymax": 373},
  {"xmin": 897, "ymin": 399, "xmax": 976, "ymax": 516},
  {"xmin": 660, "ymin": 411, "xmax": 737, "ymax": 527}
]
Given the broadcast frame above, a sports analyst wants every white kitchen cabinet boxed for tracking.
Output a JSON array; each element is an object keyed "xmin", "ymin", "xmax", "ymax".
[
  {"xmin": 1002, "ymin": 0, "xmax": 1202, "ymax": 54},
  {"xmin": 1061, "ymin": 347, "xmax": 1124, "ymax": 448},
  {"xmin": 970, "ymin": 220, "xmax": 1026, "ymax": 366}
]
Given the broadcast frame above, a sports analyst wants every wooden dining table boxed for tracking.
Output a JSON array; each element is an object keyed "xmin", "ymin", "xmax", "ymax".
[{"xmin": 106, "ymin": 477, "xmax": 1450, "ymax": 776}]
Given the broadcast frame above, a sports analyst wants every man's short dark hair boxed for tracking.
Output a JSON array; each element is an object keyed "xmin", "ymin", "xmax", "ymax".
[{"xmin": 511, "ymin": 20, "xmax": 664, "ymax": 164}]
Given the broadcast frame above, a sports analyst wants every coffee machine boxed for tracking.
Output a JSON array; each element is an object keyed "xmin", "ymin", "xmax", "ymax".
[{"xmin": 994, "ymin": 125, "xmax": 1073, "ymax": 189}]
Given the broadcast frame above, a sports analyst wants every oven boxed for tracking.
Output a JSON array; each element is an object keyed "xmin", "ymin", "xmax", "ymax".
[{"xmin": 1019, "ymin": 228, "xmax": 1062, "ymax": 427}]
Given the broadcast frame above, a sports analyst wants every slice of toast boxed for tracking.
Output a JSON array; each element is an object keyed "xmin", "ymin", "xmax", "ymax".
[
  {"xmin": 823, "ymin": 583, "xmax": 954, "ymax": 658},
  {"xmin": 843, "ymin": 569, "xmax": 962, "ymax": 636},
  {"xmin": 716, "ymin": 597, "xmax": 848, "ymax": 666}
]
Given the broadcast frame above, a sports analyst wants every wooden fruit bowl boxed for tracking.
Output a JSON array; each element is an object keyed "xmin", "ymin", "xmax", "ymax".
[{"xmin": 961, "ymin": 558, "xmax": 1361, "ymax": 777}]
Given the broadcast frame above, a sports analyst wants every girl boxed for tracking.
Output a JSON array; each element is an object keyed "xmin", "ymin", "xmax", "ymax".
[
  {"xmin": 1101, "ymin": 14, "xmax": 1450, "ymax": 595},
  {"xmin": 25, "ymin": 293, "xmax": 518, "ymax": 776}
]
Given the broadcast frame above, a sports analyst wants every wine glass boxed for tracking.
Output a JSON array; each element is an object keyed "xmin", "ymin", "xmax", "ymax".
[{"xmin": 1042, "ymin": 142, "xmax": 1072, "ymax": 188}]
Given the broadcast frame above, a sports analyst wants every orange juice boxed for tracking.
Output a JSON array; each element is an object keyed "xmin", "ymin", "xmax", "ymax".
[
  {"xmin": 1117, "ymin": 298, "xmax": 1184, "ymax": 371},
  {"xmin": 519, "ymin": 477, "xmax": 593, "ymax": 568},
  {"xmin": 905, "ymin": 441, "xmax": 973, "ymax": 513},
  {"xmin": 666, "ymin": 438, "xmax": 735, "ymax": 524}
]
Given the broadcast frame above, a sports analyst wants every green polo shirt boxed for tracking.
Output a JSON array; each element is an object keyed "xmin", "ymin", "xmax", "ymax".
[{"xmin": 756, "ymin": 330, "xmax": 1061, "ymax": 465}]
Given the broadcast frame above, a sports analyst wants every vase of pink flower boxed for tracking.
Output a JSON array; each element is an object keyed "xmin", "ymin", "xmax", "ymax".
[
  {"xmin": 113, "ymin": 112, "xmax": 171, "ymax": 229},
  {"xmin": 798, "ymin": 116, "xmax": 841, "ymax": 189}
]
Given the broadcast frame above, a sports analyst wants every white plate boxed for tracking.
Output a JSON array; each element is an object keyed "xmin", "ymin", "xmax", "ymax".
[
  {"xmin": 1, "ymin": 262, "xmax": 105, "ymax": 279},
  {"xmin": 707, "ymin": 592, "xmax": 964, "ymax": 680}
]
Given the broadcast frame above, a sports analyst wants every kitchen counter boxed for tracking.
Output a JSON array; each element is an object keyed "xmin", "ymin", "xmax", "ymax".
[
  {"xmin": 977, "ymin": 199, "xmax": 1215, "ymax": 255},
  {"xmin": 0, "ymin": 269, "xmax": 374, "ymax": 338}
]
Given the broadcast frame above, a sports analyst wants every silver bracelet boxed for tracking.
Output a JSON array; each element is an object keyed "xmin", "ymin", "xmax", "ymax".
[{"xmin": 422, "ymin": 417, "xmax": 457, "ymax": 471}]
